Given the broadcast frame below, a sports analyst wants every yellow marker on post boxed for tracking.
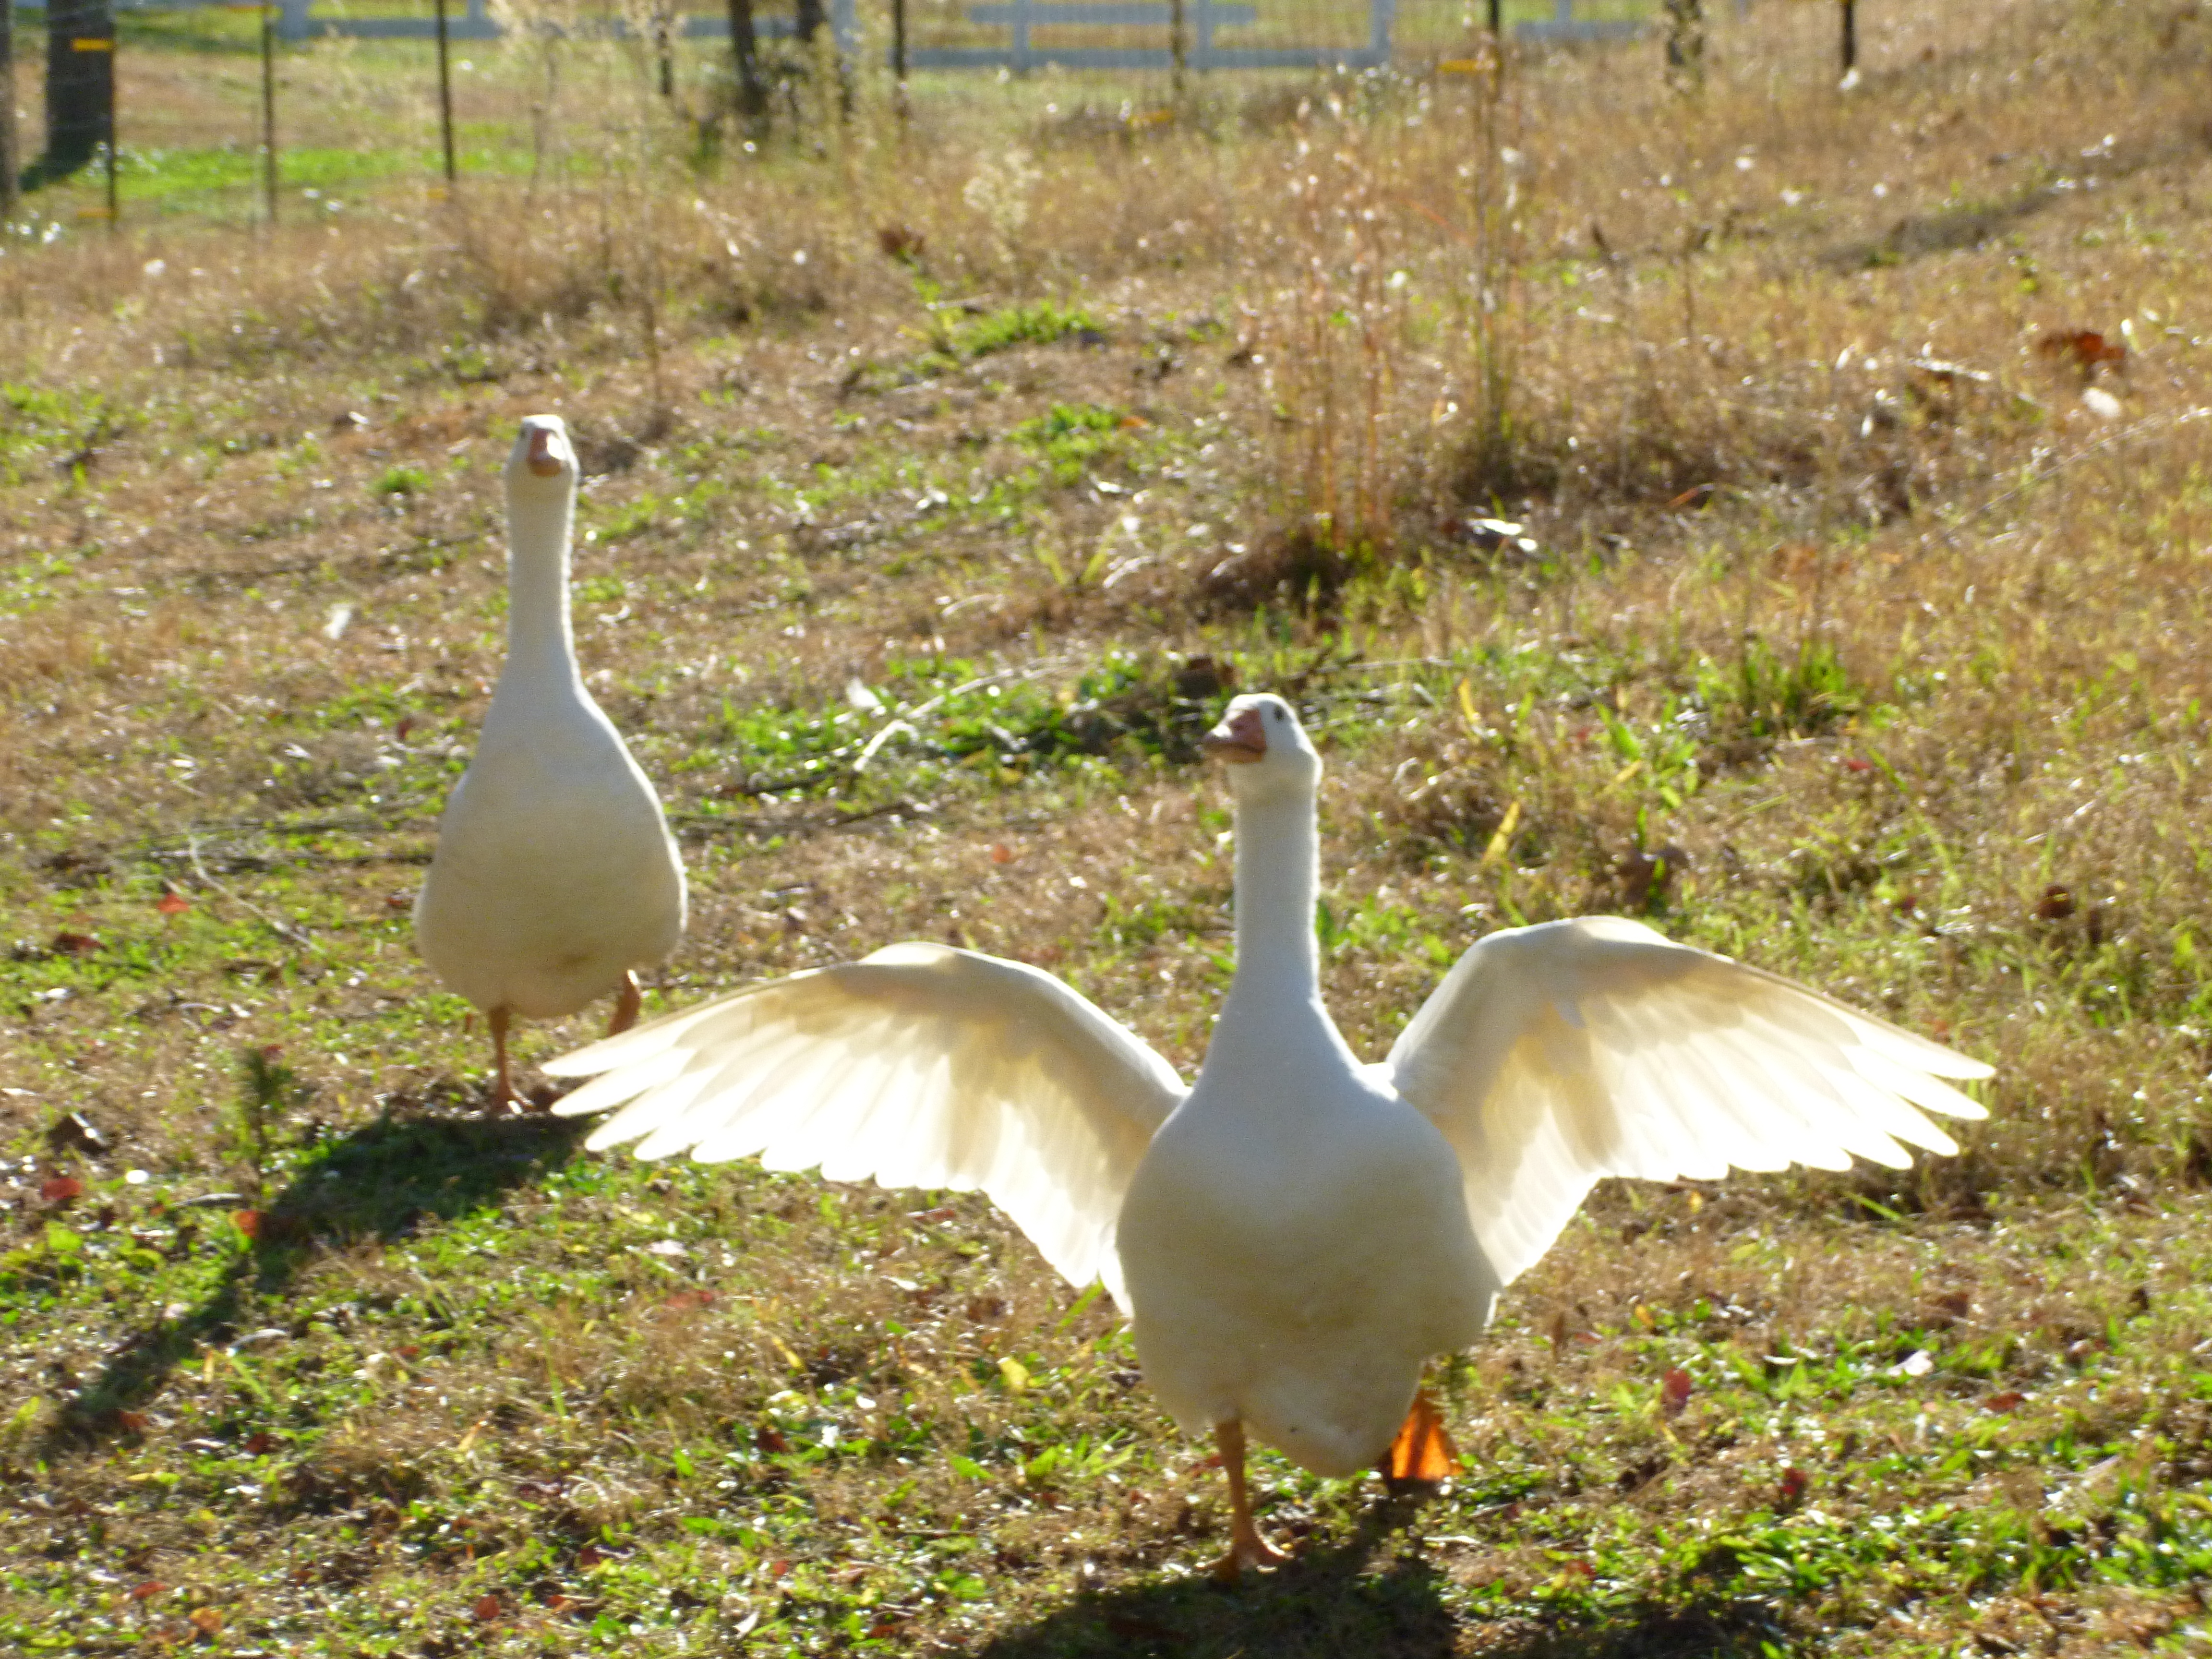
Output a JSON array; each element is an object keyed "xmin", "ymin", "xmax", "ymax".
[{"xmin": 72, "ymin": 36, "xmax": 115, "ymax": 50}]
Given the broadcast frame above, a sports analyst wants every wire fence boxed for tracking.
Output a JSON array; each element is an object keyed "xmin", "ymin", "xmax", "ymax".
[
  {"xmin": 0, "ymin": 0, "xmax": 2019, "ymax": 232},
  {"xmin": 81, "ymin": 0, "xmax": 1643, "ymax": 49}
]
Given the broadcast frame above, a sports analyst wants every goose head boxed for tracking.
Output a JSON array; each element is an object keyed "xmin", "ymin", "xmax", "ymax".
[
  {"xmin": 1202, "ymin": 693, "xmax": 1320, "ymax": 801},
  {"xmin": 506, "ymin": 414, "xmax": 578, "ymax": 494}
]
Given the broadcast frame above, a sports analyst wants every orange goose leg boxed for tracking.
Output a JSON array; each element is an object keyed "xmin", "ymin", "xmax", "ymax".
[
  {"xmin": 489, "ymin": 1006, "xmax": 526, "ymax": 1113},
  {"xmin": 608, "ymin": 970, "xmax": 643, "ymax": 1035},
  {"xmin": 1211, "ymin": 1419, "xmax": 1288, "ymax": 1582}
]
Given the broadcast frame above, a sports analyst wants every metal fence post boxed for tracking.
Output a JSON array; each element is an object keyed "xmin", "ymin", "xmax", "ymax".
[
  {"xmin": 434, "ymin": 0, "xmax": 457, "ymax": 185},
  {"xmin": 103, "ymin": 48, "xmax": 116, "ymax": 227},
  {"xmin": 261, "ymin": 0, "xmax": 279, "ymax": 225}
]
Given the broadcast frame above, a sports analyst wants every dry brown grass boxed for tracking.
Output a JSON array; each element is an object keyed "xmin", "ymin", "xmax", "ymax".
[{"xmin": 5, "ymin": 0, "xmax": 2212, "ymax": 1652}]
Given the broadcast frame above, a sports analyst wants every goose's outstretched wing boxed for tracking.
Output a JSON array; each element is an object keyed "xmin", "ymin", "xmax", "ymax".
[
  {"xmin": 548, "ymin": 943, "xmax": 1186, "ymax": 1306},
  {"xmin": 1383, "ymin": 917, "xmax": 1991, "ymax": 1289}
]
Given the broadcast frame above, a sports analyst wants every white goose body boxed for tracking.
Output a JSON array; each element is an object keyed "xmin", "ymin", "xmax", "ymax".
[
  {"xmin": 547, "ymin": 692, "xmax": 1990, "ymax": 1573},
  {"xmin": 414, "ymin": 416, "xmax": 685, "ymax": 1101},
  {"xmin": 417, "ymin": 683, "xmax": 682, "ymax": 1020},
  {"xmin": 1123, "ymin": 1053, "xmax": 1492, "ymax": 1476},
  {"xmin": 1119, "ymin": 720, "xmax": 1494, "ymax": 1476}
]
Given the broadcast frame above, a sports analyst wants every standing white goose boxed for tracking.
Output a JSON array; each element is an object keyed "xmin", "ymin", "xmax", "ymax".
[
  {"xmin": 547, "ymin": 693, "xmax": 1988, "ymax": 1575},
  {"xmin": 415, "ymin": 415, "xmax": 686, "ymax": 1109}
]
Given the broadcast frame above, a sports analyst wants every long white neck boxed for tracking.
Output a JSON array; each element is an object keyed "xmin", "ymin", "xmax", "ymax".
[
  {"xmin": 1207, "ymin": 777, "xmax": 1343, "ymax": 1068},
  {"xmin": 501, "ymin": 481, "xmax": 579, "ymax": 690}
]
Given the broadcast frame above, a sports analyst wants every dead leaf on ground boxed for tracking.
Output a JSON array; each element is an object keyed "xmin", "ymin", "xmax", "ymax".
[
  {"xmin": 46, "ymin": 1111, "xmax": 108, "ymax": 1155},
  {"xmin": 1617, "ymin": 844, "xmax": 1688, "ymax": 909},
  {"xmin": 2036, "ymin": 328, "xmax": 2127, "ymax": 373},
  {"xmin": 877, "ymin": 224, "xmax": 927, "ymax": 262}
]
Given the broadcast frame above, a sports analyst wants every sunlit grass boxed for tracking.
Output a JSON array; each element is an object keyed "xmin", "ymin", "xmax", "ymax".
[{"xmin": 4, "ymin": 0, "xmax": 2212, "ymax": 1651}]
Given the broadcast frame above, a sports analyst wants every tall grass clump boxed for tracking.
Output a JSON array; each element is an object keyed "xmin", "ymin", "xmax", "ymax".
[{"xmin": 9, "ymin": 4, "xmax": 2212, "ymax": 1654}]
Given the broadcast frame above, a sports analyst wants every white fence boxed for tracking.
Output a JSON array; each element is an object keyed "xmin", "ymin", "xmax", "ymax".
[
  {"xmin": 1516, "ymin": 0, "xmax": 1635, "ymax": 41},
  {"xmin": 271, "ymin": 0, "xmax": 858, "ymax": 44},
  {"xmin": 905, "ymin": 0, "xmax": 1392, "ymax": 72},
  {"xmin": 231, "ymin": 0, "xmax": 1722, "ymax": 64},
  {"xmin": 263, "ymin": 0, "xmax": 1417, "ymax": 68}
]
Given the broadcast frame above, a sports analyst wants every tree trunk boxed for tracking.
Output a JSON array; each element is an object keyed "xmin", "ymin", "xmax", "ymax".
[
  {"xmin": 726, "ymin": 0, "xmax": 765, "ymax": 132},
  {"xmin": 794, "ymin": 0, "xmax": 824, "ymax": 43},
  {"xmin": 0, "ymin": 0, "xmax": 18, "ymax": 222},
  {"xmin": 44, "ymin": 0, "xmax": 115, "ymax": 181},
  {"xmin": 1663, "ymin": 0, "xmax": 1705, "ymax": 88}
]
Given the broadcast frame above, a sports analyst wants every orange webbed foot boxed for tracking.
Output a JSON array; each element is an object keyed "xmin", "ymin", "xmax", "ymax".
[
  {"xmin": 1380, "ymin": 1389, "xmax": 1461, "ymax": 1492},
  {"xmin": 1210, "ymin": 1527, "xmax": 1289, "ymax": 1584}
]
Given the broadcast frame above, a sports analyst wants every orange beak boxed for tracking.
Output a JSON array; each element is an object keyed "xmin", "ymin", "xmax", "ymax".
[
  {"xmin": 525, "ymin": 424, "xmax": 565, "ymax": 478},
  {"xmin": 1201, "ymin": 706, "xmax": 1267, "ymax": 764}
]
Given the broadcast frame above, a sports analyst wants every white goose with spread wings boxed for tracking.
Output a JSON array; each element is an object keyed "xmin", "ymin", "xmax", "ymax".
[{"xmin": 550, "ymin": 693, "xmax": 1988, "ymax": 1576}]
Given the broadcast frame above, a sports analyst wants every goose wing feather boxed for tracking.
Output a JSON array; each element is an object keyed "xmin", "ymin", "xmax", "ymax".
[
  {"xmin": 548, "ymin": 942, "xmax": 1186, "ymax": 1306},
  {"xmin": 1384, "ymin": 917, "xmax": 1991, "ymax": 1287}
]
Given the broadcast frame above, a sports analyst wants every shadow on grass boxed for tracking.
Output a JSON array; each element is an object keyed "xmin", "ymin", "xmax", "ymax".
[
  {"xmin": 966, "ymin": 1501, "xmax": 1784, "ymax": 1659},
  {"xmin": 1458, "ymin": 1602, "xmax": 1789, "ymax": 1659},
  {"xmin": 1822, "ymin": 136, "xmax": 2187, "ymax": 271},
  {"xmin": 39, "ymin": 1105, "xmax": 586, "ymax": 1456},
  {"xmin": 967, "ymin": 1503, "xmax": 1455, "ymax": 1659}
]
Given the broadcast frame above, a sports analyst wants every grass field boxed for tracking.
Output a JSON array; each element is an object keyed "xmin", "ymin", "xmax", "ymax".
[{"xmin": 6, "ymin": 0, "xmax": 2212, "ymax": 1652}]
